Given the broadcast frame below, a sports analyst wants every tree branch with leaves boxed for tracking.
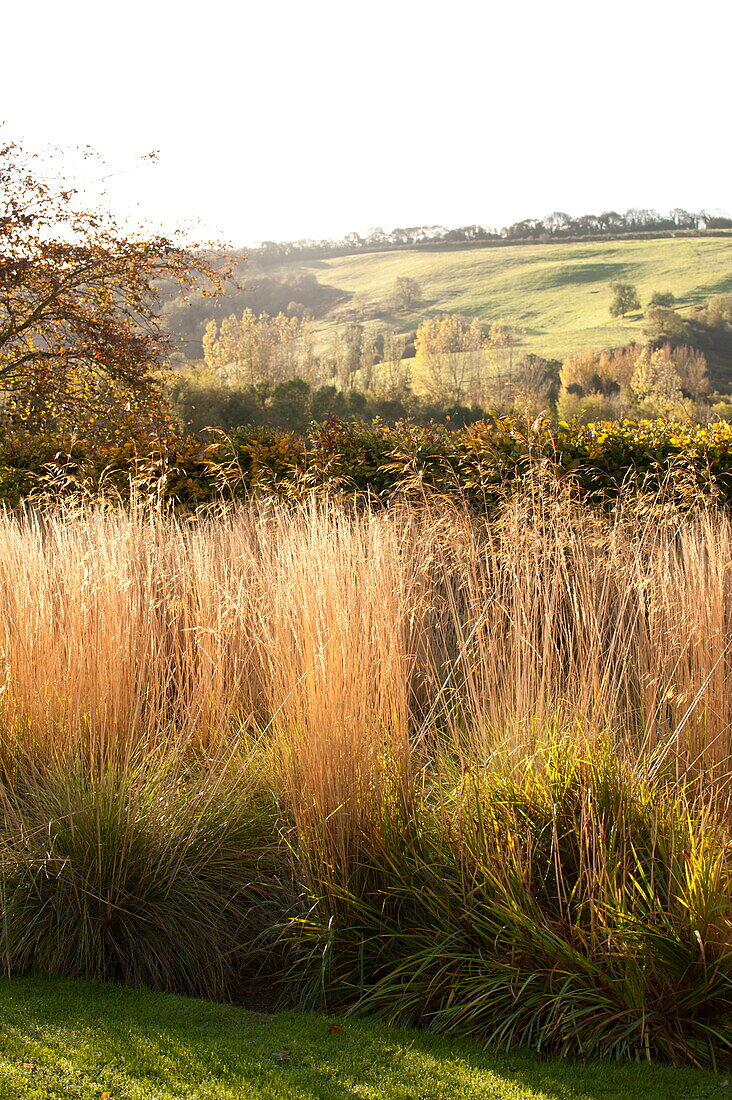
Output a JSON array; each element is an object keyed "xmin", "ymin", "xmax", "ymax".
[{"xmin": 0, "ymin": 139, "xmax": 231, "ymax": 440}]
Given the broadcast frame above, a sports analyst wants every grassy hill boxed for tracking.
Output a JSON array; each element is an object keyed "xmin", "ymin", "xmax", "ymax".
[{"xmin": 270, "ymin": 236, "xmax": 732, "ymax": 361}]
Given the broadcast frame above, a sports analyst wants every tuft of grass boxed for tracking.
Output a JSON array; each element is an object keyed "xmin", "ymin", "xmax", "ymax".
[
  {"xmin": 0, "ymin": 756, "xmax": 289, "ymax": 1000},
  {"xmin": 292, "ymin": 742, "xmax": 732, "ymax": 1067}
]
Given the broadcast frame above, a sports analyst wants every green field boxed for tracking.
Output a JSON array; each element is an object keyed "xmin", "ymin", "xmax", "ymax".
[
  {"xmin": 0, "ymin": 976, "xmax": 722, "ymax": 1099},
  {"xmin": 273, "ymin": 236, "xmax": 732, "ymax": 360}
]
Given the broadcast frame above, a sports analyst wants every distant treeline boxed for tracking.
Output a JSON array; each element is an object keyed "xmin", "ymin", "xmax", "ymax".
[{"xmin": 249, "ymin": 209, "xmax": 732, "ymax": 265}]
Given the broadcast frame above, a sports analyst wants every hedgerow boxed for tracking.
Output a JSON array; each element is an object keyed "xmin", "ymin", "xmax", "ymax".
[{"xmin": 3, "ymin": 417, "xmax": 732, "ymax": 508}]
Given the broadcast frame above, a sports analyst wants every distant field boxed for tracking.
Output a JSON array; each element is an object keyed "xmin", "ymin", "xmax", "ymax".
[{"xmin": 271, "ymin": 236, "xmax": 732, "ymax": 360}]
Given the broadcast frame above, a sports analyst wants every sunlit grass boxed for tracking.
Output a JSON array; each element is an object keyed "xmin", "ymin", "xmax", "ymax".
[
  {"xmin": 272, "ymin": 236, "xmax": 732, "ymax": 362},
  {"xmin": 0, "ymin": 489, "xmax": 731, "ymax": 1063},
  {"xmin": 0, "ymin": 976, "xmax": 721, "ymax": 1099}
]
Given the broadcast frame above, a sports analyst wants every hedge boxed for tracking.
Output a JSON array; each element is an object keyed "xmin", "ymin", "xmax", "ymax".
[{"xmin": 3, "ymin": 417, "xmax": 732, "ymax": 510}]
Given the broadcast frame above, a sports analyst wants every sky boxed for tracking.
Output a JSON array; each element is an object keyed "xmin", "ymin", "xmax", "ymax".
[{"xmin": 3, "ymin": 0, "xmax": 731, "ymax": 247}]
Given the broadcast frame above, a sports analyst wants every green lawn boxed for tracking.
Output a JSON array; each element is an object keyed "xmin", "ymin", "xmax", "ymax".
[
  {"xmin": 0, "ymin": 976, "xmax": 725, "ymax": 1099},
  {"xmin": 273, "ymin": 236, "xmax": 732, "ymax": 361}
]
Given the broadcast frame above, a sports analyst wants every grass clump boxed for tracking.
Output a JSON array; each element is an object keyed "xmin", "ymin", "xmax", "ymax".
[
  {"xmin": 293, "ymin": 746, "xmax": 732, "ymax": 1066},
  {"xmin": 0, "ymin": 758, "xmax": 289, "ymax": 1000}
]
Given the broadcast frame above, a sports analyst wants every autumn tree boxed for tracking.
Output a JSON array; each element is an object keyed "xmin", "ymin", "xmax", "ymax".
[
  {"xmin": 657, "ymin": 343, "xmax": 710, "ymax": 402},
  {"xmin": 707, "ymin": 296, "xmax": 732, "ymax": 324},
  {"xmin": 374, "ymin": 330, "xmax": 410, "ymax": 400},
  {"xmin": 488, "ymin": 318, "xmax": 521, "ymax": 350},
  {"xmin": 202, "ymin": 310, "xmax": 313, "ymax": 388},
  {"xmin": 358, "ymin": 326, "xmax": 378, "ymax": 391},
  {"xmin": 630, "ymin": 347, "xmax": 689, "ymax": 416},
  {"xmin": 609, "ymin": 282, "xmax": 641, "ymax": 318},
  {"xmin": 557, "ymin": 345, "xmax": 642, "ymax": 421},
  {"xmin": 483, "ymin": 318, "xmax": 523, "ymax": 410},
  {"xmin": 0, "ymin": 138, "xmax": 225, "ymax": 438},
  {"xmin": 322, "ymin": 322, "xmax": 365, "ymax": 392},
  {"xmin": 411, "ymin": 315, "xmax": 484, "ymax": 405},
  {"xmin": 557, "ymin": 341, "xmax": 709, "ymax": 421},
  {"xmin": 560, "ymin": 348, "xmax": 635, "ymax": 396},
  {"xmin": 643, "ymin": 306, "xmax": 687, "ymax": 341},
  {"xmin": 507, "ymin": 354, "xmax": 560, "ymax": 416},
  {"xmin": 375, "ymin": 330, "xmax": 410, "ymax": 401}
]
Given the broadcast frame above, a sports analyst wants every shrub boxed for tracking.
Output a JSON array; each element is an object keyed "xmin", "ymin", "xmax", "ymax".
[{"xmin": 649, "ymin": 291, "xmax": 676, "ymax": 308}]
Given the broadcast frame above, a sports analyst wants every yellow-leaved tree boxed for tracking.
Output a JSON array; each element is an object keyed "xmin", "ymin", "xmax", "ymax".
[
  {"xmin": 411, "ymin": 315, "xmax": 484, "ymax": 405},
  {"xmin": 203, "ymin": 310, "xmax": 313, "ymax": 388}
]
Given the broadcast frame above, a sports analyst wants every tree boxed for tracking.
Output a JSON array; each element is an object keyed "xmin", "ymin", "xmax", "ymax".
[
  {"xmin": 557, "ymin": 345, "xmax": 641, "ymax": 420},
  {"xmin": 267, "ymin": 378, "xmax": 312, "ymax": 432},
  {"xmin": 336, "ymin": 322, "xmax": 364, "ymax": 391},
  {"xmin": 358, "ymin": 326, "xmax": 378, "ymax": 391},
  {"xmin": 507, "ymin": 354, "xmax": 560, "ymax": 416},
  {"xmin": 488, "ymin": 318, "xmax": 521, "ymax": 350},
  {"xmin": 648, "ymin": 290, "xmax": 676, "ymax": 308},
  {"xmin": 0, "ymin": 138, "xmax": 225, "ymax": 437},
  {"xmin": 411, "ymin": 315, "xmax": 484, "ymax": 405},
  {"xmin": 556, "ymin": 389, "xmax": 625, "ymax": 424},
  {"xmin": 609, "ymin": 282, "xmax": 641, "ymax": 318},
  {"xmin": 659, "ymin": 343, "xmax": 710, "ymax": 402},
  {"xmin": 203, "ymin": 310, "xmax": 311, "ymax": 388},
  {"xmin": 643, "ymin": 307, "xmax": 687, "ymax": 341},
  {"xmin": 560, "ymin": 349, "xmax": 605, "ymax": 395},
  {"xmin": 485, "ymin": 318, "xmax": 523, "ymax": 410},
  {"xmin": 376, "ymin": 330, "xmax": 410, "ymax": 401},
  {"xmin": 708, "ymin": 296, "xmax": 732, "ymax": 324},
  {"xmin": 393, "ymin": 277, "xmax": 422, "ymax": 311},
  {"xmin": 629, "ymin": 347, "xmax": 689, "ymax": 417}
]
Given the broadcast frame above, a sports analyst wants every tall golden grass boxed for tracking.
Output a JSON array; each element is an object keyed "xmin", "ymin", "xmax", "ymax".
[
  {"xmin": 0, "ymin": 487, "xmax": 729, "ymax": 788},
  {"xmin": 1, "ymin": 486, "xmax": 732, "ymax": 1060}
]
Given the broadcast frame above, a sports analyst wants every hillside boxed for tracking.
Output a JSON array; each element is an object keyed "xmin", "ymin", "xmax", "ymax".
[{"xmin": 268, "ymin": 235, "xmax": 732, "ymax": 363}]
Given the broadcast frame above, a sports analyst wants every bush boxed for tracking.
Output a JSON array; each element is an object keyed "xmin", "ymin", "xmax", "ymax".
[{"xmin": 649, "ymin": 291, "xmax": 676, "ymax": 308}]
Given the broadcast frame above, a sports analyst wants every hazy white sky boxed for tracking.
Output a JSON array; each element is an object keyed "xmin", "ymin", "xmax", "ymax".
[{"xmin": 3, "ymin": 0, "xmax": 731, "ymax": 245}]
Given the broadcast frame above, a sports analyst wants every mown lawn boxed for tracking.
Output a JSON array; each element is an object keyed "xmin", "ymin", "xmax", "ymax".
[{"xmin": 0, "ymin": 976, "xmax": 725, "ymax": 1099}]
